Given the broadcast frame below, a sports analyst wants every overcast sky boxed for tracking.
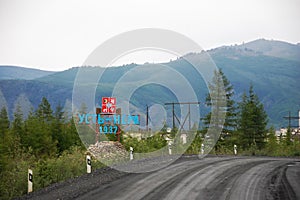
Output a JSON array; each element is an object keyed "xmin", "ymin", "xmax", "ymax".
[{"xmin": 0, "ymin": 0, "xmax": 299, "ymax": 71}]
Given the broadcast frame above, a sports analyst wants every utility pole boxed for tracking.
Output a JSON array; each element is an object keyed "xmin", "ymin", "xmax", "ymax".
[
  {"xmin": 164, "ymin": 102, "xmax": 200, "ymax": 131},
  {"xmin": 283, "ymin": 111, "xmax": 300, "ymax": 128},
  {"xmin": 172, "ymin": 103, "xmax": 175, "ymax": 130},
  {"xmin": 188, "ymin": 104, "xmax": 191, "ymax": 130},
  {"xmin": 146, "ymin": 105, "xmax": 149, "ymax": 132},
  {"xmin": 96, "ymin": 107, "xmax": 101, "ymax": 145},
  {"xmin": 287, "ymin": 111, "xmax": 291, "ymax": 128}
]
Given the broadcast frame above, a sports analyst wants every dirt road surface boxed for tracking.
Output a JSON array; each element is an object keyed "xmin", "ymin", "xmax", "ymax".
[{"xmin": 18, "ymin": 156, "xmax": 300, "ymax": 200}]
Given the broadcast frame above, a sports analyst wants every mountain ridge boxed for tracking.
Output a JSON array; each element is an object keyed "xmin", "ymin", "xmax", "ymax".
[
  {"xmin": 0, "ymin": 65, "xmax": 56, "ymax": 80},
  {"xmin": 208, "ymin": 38, "xmax": 300, "ymax": 62},
  {"xmin": 0, "ymin": 39, "xmax": 299, "ymax": 128}
]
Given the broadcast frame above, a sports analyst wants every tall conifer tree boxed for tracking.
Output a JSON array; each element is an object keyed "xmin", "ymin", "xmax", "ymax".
[
  {"xmin": 202, "ymin": 69, "xmax": 236, "ymax": 151},
  {"xmin": 237, "ymin": 84, "xmax": 268, "ymax": 151}
]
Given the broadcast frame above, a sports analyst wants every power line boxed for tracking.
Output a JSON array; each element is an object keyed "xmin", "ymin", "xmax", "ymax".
[{"xmin": 164, "ymin": 102, "xmax": 200, "ymax": 131}]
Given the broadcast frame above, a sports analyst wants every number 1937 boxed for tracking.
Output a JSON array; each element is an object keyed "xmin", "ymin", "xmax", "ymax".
[{"xmin": 99, "ymin": 125, "xmax": 118, "ymax": 134}]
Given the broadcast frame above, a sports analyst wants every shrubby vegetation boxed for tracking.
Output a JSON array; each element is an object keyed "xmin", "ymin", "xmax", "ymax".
[{"xmin": 0, "ymin": 98, "xmax": 90, "ymax": 199}]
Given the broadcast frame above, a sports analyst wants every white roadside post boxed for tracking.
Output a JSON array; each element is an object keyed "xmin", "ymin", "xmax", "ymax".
[
  {"xmin": 130, "ymin": 147, "xmax": 134, "ymax": 160},
  {"xmin": 181, "ymin": 133, "xmax": 187, "ymax": 144},
  {"xmin": 28, "ymin": 169, "xmax": 33, "ymax": 193},
  {"xmin": 201, "ymin": 143, "xmax": 205, "ymax": 156},
  {"xmin": 166, "ymin": 127, "xmax": 172, "ymax": 155},
  {"xmin": 168, "ymin": 141, "xmax": 172, "ymax": 155},
  {"xmin": 166, "ymin": 127, "xmax": 172, "ymax": 134},
  {"xmin": 234, "ymin": 144, "xmax": 237, "ymax": 155},
  {"xmin": 86, "ymin": 155, "xmax": 92, "ymax": 173}
]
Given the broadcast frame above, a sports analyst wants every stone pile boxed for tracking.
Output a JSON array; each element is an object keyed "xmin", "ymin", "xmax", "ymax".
[{"xmin": 87, "ymin": 141, "xmax": 129, "ymax": 163}]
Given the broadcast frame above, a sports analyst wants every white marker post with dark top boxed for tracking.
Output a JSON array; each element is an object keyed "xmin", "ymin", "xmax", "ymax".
[
  {"xmin": 234, "ymin": 144, "xmax": 237, "ymax": 155},
  {"xmin": 86, "ymin": 155, "xmax": 91, "ymax": 173},
  {"xmin": 130, "ymin": 147, "xmax": 134, "ymax": 160},
  {"xmin": 28, "ymin": 169, "xmax": 33, "ymax": 193}
]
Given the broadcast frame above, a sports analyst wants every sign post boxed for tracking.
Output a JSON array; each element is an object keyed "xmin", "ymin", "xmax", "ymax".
[
  {"xmin": 28, "ymin": 169, "xmax": 33, "ymax": 193},
  {"xmin": 86, "ymin": 155, "xmax": 92, "ymax": 173}
]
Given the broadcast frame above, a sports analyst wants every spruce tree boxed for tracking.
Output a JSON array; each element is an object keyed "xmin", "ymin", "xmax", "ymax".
[
  {"xmin": 285, "ymin": 126, "xmax": 292, "ymax": 146},
  {"xmin": 24, "ymin": 97, "xmax": 57, "ymax": 157},
  {"xmin": 0, "ymin": 107, "xmax": 10, "ymax": 137},
  {"xmin": 52, "ymin": 104, "xmax": 72, "ymax": 153},
  {"xmin": 202, "ymin": 69, "xmax": 236, "ymax": 152},
  {"xmin": 0, "ymin": 107, "xmax": 9, "ymax": 172},
  {"xmin": 237, "ymin": 84, "xmax": 268, "ymax": 151},
  {"xmin": 12, "ymin": 104, "xmax": 24, "ymax": 138},
  {"xmin": 36, "ymin": 97, "xmax": 53, "ymax": 122}
]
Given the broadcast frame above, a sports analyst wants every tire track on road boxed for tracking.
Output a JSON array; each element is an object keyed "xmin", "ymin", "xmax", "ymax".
[
  {"xmin": 202, "ymin": 160, "xmax": 269, "ymax": 200},
  {"xmin": 164, "ymin": 158, "xmax": 269, "ymax": 200},
  {"xmin": 141, "ymin": 157, "xmax": 242, "ymax": 200},
  {"xmin": 228, "ymin": 160, "xmax": 290, "ymax": 200},
  {"xmin": 77, "ymin": 157, "xmax": 237, "ymax": 200}
]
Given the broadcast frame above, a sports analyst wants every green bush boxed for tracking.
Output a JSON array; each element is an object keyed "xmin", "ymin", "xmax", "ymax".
[{"xmin": 0, "ymin": 146, "xmax": 97, "ymax": 200}]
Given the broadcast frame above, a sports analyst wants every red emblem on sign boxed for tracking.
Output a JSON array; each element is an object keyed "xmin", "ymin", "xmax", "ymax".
[{"xmin": 102, "ymin": 97, "xmax": 116, "ymax": 114}]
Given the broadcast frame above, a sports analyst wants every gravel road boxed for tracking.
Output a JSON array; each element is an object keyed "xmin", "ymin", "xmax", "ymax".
[{"xmin": 18, "ymin": 156, "xmax": 300, "ymax": 200}]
